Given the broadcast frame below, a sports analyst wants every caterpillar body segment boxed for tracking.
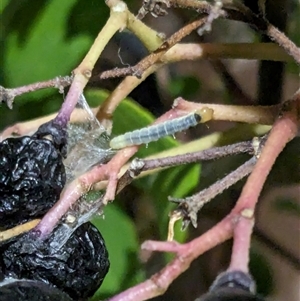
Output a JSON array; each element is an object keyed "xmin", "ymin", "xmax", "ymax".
[{"xmin": 109, "ymin": 107, "xmax": 213, "ymax": 149}]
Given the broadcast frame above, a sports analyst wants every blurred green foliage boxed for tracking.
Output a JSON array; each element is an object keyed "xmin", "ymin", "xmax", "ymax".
[
  {"xmin": 92, "ymin": 204, "xmax": 144, "ymax": 298},
  {"xmin": 1, "ymin": 0, "xmax": 93, "ymax": 128},
  {"xmin": 168, "ymin": 75, "xmax": 201, "ymax": 99}
]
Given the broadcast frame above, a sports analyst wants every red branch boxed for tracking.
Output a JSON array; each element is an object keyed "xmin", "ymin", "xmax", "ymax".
[
  {"xmin": 35, "ymin": 108, "xmax": 185, "ymax": 237},
  {"xmin": 106, "ymin": 96, "xmax": 299, "ymax": 301}
]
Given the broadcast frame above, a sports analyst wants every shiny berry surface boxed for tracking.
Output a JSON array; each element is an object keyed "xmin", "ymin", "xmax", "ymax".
[
  {"xmin": 0, "ymin": 136, "xmax": 66, "ymax": 229},
  {"xmin": 0, "ymin": 222, "xmax": 110, "ymax": 300}
]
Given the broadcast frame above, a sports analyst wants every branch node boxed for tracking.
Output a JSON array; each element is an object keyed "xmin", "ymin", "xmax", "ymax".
[
  {"xmin": 132, "ymin": 68, "xmax": 143, "ymax": 79},
  {"xmin": 129, "ymin": 158, "xmax": 145, "ymax": 178},
  {"xmin": 83, "ymin": 69, "xmax": 92, "ymax": 79},
  {"xmin": 251, "ymin": 135, "xmax": 267, "ymax": 159},
  {"xmin": 111, "ymin": 1, "xmax": 127, "ymax": 12},
  {"xmin": 169, "ymin": 197, "xmax": 201, "ymax": 229},
  {"xmin": 54, "ymin": 75, "xmax": 73, "ymax": 94},
  {"xmin": 240, "ymin": 208, "xmax": 254, "ymax": 219},
  {"xmin": 150, "ymin": 274, "xmax": 167, "ymax": 294},
  {"xmin": 169, "ymin": 157, "xmax": 257, "ymax": 229},
  {"xmin": 137, "ymin": 0, "xmax": 170, "ymax": 19},
  {"xmin": 0, "ymin": 86, "xmax": 15, "ymax": 109}
]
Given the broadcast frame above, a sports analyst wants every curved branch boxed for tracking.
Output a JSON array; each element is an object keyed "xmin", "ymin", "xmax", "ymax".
[{"xmin": 105, "ymin": 92, "xmax": 299, "ymax": 301}]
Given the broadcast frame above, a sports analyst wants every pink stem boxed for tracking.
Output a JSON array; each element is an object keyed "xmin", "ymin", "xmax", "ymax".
[
  {"xmin": 108, "ymin": 217, "xmax": 233, "ymax": 301},
  {"xmin": 55, "ymin": 78, "xmax": 86, "ymax": 127},
  {"xmin": 106, "ymin": 98, "xmax": 299, "ymax": 301},
  {"xmin": 228, "ymin": 217, "xmax": 254, "ymax": 272}
]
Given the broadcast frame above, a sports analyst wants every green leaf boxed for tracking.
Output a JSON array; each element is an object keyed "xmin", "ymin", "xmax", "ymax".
[
  {"xmin": 66, "ymin": 0, "xmax": 110, "ymax": 39},
  {"xmin": 1, "ymin": 1, "xmax": 49, "ymax": 43},
  {"xmin": 168, "ymin": 76, "xmax": 201, "ymax": 99},
  {"xmin": 91, "ymin": 204, "xmax": 144, "ymax": 298},
  {"xmin": 4, "ymin": 0, "xmax": 91, "ymax": 88},
  {"xmin": 0, "ymin": 0, "xmax": 10, "ymax": 14},
  {"xmin": 65, "ymin": 0, "xmax": 137, "ymax": 39}
]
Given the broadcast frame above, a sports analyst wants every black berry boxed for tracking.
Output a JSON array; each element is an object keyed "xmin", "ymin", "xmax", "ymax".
[
  {"xmin": 34, "ymin": 119, "xmax": 68, "ymax": 157},
  {"xmin": 0, "ymin": 136, "xmax": 66, "ymax": 229},
  {"xmin": 197, "ymin": 288, "xmax": 265, "ymax": 301},
  {"xmin": 0, "ymin": 279, "xmax": 74, "ymax": 301},
  {"xmin": 0, "ymin": 222, "xmax": 110, "ymax": 300},
  {"xmin": 196, "ymin": 271, "xmax": 265, "ymax": 301}
]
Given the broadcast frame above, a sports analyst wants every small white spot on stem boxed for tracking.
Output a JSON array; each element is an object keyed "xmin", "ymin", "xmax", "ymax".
[
  {"xmin": 112, "ymin": 2, "xmax": 127, "ymax": 12},
  {"xmin": 241, "ymin": 208, "xmax": 254, "ymax": 219}
]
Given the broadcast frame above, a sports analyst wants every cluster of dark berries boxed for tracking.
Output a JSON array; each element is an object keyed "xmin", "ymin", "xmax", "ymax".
[
  {"xmin": 0, "ymin": 122, "xmax": 110, "ymax": 300},
  {"xmin": 0, "ymin": 222, "xmax": 110, "ymax": 300},
  {"xmin": 0, "ymin": 135, "xmax": 66, "ymax": 229},
  {"xmin": 0, "ymin": 279, "xmax": 74, "ymax": 301},
  {"xmin": 197, "ymin": 270, "xmax": 265, "ymax": 301}
]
